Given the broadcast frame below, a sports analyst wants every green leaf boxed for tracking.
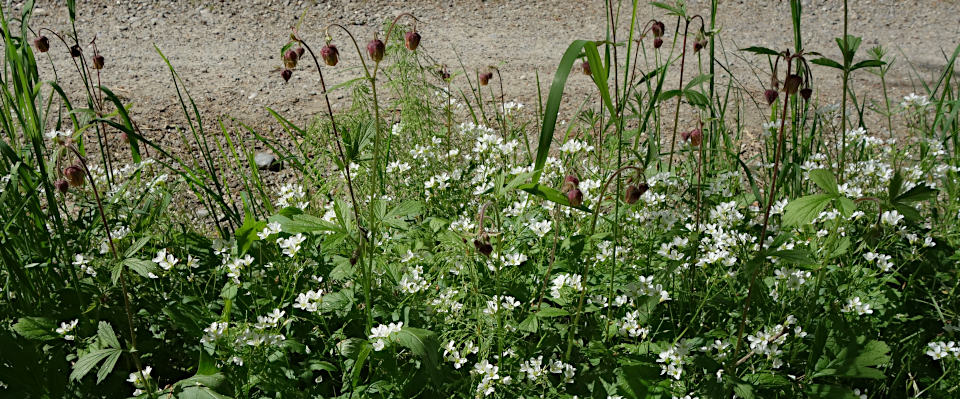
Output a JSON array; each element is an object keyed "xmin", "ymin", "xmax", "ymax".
[
  {"xmin": 12, "ymin": 317, "xmax": 57, "ymax": 341},
  {"xmin": 518, "ymin": 183, "xmax": 591, "ymax": 212},
  {"xmin": 70, "ymin": 348, "xmax": 121, "ymax": 382},
  {"xmin": 684, "ymin": 90, "xmax": 710, "ymax": 108},
  {"xmin": 535, "ymin": 306, "xmax": 570, "ymax": 318},
  {"xmin": 837, "ymin": 197, "xmax": 856, "ymax": 218},
  {"xmin": 234, "ymin": 216, "xmax": 265, "ymax": 255},
  {"xmin": 123, "ymin": 258, "xmax": 158, "ymax": 279},
  {"xmin": 811, "ymin": 58, "xmax": 843, "ymax": 70},
  {"xmin": 814, "ymin": 339, "xmax": 890, "ymax": 380},
  {"xmin": 393, "ymin": 327, "xmax": 441, "ymax": 369},
  {"xmin": 769, "ymin": 249, "xmax": 817, "ymax": 266},
  {"xmin": 270, "ymin": 213, "xmax": 342, "ymax": 234},
  {"xmin": 659, "ymin": 89, "xmax": 682, "ymax": 102},
  {"xmin": 650, "ymin": 1, "xmax": 683, "ymax": 15},
  {"xmin": 739, "ymin": 46, "xmax": 780, "ymax": 56},
  {"xmin": 97, "ymin": 321, "xmax": 120, "ymax": 349},
  {"xmin": 179, "ymin": 386, "xmax": 233, "ymax": 399},
  {"xmin": 96, "ymin": 350, "xmax": 121, "ymax": 383},
  {"xmin": 895, "ymin": 183, "xmax": 937, "ymax": 203},
  {"xmin": 518, "ymin": 314, "xmax": 539, "ymax": 333},
  {"xmin": 806, "ymin": 384, "xmax": 858, "ymax": 399},
  {"xmin": 851, "ymin": 59, "xmax": 884, "ymax": 71},
  {"xmin": 782, "ymin": 194, "xmax": 835, "ymax": 226},
  {"xmin": 123, "ymin": 236, "xmax": 151, "ymax": 258},
  {"xmin": 532, "ymin": 40, "xmax": 591, "ymax": 183},
  {"xmin": 809, "ymin": 169, "xmax": 839, "ymax": 196},
  {"xmin": 684, "ymin": 74, "xmax": 713, "ymax": 90}
]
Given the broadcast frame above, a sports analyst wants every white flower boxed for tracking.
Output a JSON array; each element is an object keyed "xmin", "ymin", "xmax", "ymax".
[
  {"xmin": 127, "ymin": 366, "xmax": 152, "ymax": 387},
  {"xmin": 368, "ymin": 322, "xmax": 403, "ymax": 352},
  {"xmin": 152, "ymin": 249, "xmax": 179, "ymax": 271},
  {"xmin": 900, "ymin": 93, "xmax": 930, "ymax": 108},
  {"xmin": 501, "ymin": 252, "xmax": 528, "ymax": 267},
  {"xmin": 73, "ymin": 254, "xmax": 97, "ymax": 277},
  {"xmin": 841, "ymin": 297, "xmax": 874, "ymax": 316},
  {"xmin": 258, "ymin": 222, "xmax": 282, "ymax": 239},
  {"xmin": 880, "ymin": 210, "xmax": 903, "ymax": 226},
  {"xmin": 528, "ymin": 219, "xmax": 552, "ymax": 238},
  {"xmin": 926, "ymin": 341, "xmax": 957, "ymax": 360},
  {"xmin": 56, "ymin": 319, "xmax": 79, "ymax": 341},
  {"xmin": 293, "ymin": 289, "xmax": 324, "ymax": 313},
  {"xmin": 277, "ymin": 233, "xmax": 306, "ymax": 257},
  {"xmin": 201, "ymin": 322, "xmax": 229, "ymax": 344}
]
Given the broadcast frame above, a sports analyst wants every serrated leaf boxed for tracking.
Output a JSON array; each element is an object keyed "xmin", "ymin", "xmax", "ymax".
[
  {"xmin": 70, "ymin": 348, "xmax": 121, "ymax": 382},
  {"xmin": 535, "ymin": 307, "xmax": 570, "ymax": 318},
  {"xmin": 684, "ymin": 89, "xmax": 709, "ymax": 108},
  {"xmin": 810, "ymin": 169, "xmax": 839, "ymax": 195},
  {"xmin": 97, "ymin": 321, "xmax": 120, "ymax": 348},
  {"xmin": 783, "ymin": 194, "xmax": 835, "ymax": 226},
  {"xmin": 684, "ymin": 74, "xmax": 713, "ymax": 90},
  {"xmin": 769, "ymin": 249, "xmax": 817, "ymax": 266},
  {"xmin": 123, "ymin": 236, "xmax": 151, "ymax": 258},
  {"xmin": 393, "ymin": 327, "xmax": 440, "ymax": 369},
  {"xmin": 519, "ymin": 314, "xmax": 539, "ymax": 333},
  {"xmin": 96, "ymin": 350, "xmax": 122, "ymax": 383},
  {"xmin": 12, "ymin": 317, "xmax": 57, "ymax": 341},
  {"xmin": 659, "ymin": 89, "xmax": 682, "ymax": 102},
  {"xmin": 123, "ymin": 258, "xmax": 157, "ymax": 278},
  {"xmin": 234, "ymin": 216, "xmax": 264, "ymax": 255}
]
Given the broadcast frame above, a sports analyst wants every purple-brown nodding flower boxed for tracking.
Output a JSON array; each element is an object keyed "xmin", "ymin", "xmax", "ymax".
[
  {"xmin": 367, "ymin": 38, "xmax": 385, "ymax": 62},
  {"xmin": 284, "ymin": 49, "xmax": 299, "ymax": 69},
  {"xmin": 653, "ymin": 37, "xmax": 664, "ymax": 49},
  {"xmin": 479, "ymin": 72, "xmax": 493, "ymax": 86},
  {"xmin": 63, "ymin": 165, "xmax": 85, "ymax": 187},
  {"xmin": 92, "ymin": 55, "xmax": 105, "ymax": 69},
  {"xmin": 567, "ymin": 188, "xmax": 584, "ymax": 207},
  {"xmin": 561, "ymin": 174, "xmax": 580, "ymax": 193},
  {"xmin": 321, "ymin": 44, "xmax": 339, "ymax": 66},
  {"xmin": 624, "ymin": 184, "xmax": 642, "ymax": 204},
  {"xmin": 404, "ymin": 30, "xmax": 421, "ymax": 51},
  {"xmin": 800, "ymin": 87, "xmax": 812, "ymax": 102},
  {"xmin": 784, "ymin": 74, "xmax": 802, "ymax": 95},
  {"xmin": 281, "ymin": 68, "xmax": 292, "ymax": 82},
  {"xmin": 581, "ymin": 60, "xmax": 591, "ymax": 76},
  {"xmin": 34, "ymin": 36, "xmax": 49, "ymax": 52},
  {"xmin": 474, "ymin": 237, "xmax": 493, "ymax": 257},
  {"xmin": 55, "ymin": 179, "xmax": 69, "ymax": 193},
  {"xmin": 764, "ymin": 89, "xmax": 778, "ymax": 105},
  {"xmin": 651, "ymin": 20, "xmax": 665, "ymax": 38},
  {"xmin": 687, "ymin": 128, "xmax": 703, "ymax": 147},
  {"xmin": 295, "ymin": 47, "xmax": 305, "ymax": 59},
  {"xmin": 69, "ymin": 44, "xmax": 81, "ymax": 57}
]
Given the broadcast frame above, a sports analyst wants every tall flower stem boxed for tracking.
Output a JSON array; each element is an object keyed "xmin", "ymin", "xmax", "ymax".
[{"xmin": 666, "ymin": 16, "xmax": 704, "ymax": 170}]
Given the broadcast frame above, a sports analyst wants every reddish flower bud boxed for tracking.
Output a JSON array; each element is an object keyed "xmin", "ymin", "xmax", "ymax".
[
  {"xmin": 800, "ymin": 87, "xmax": 812, "ymax": 102},
  {"xmin": 295, "ymin": 47, "xmax": 305, "ymax": 59},
  {"xmin": 34, "ymin": 36, "xmax": 49, "ymax": 52},
  {"xmin": 404, "ymin": 30, "xmax": 421, "ymax": 51},
  {"xmin": 281, "ymin": 68, "xmax": 292, "ymax": 82},
  {"xmin": 69, "ymin": 44, "xmax": 81, "ymax": 57},
  {"xmin": 561, "ymin": 174, "xmax": 580, "ymax": 193},
  {"xmin": 479, "ymin": 72, "xmax": 493, "ymax": 86},
  {"xmin": 55, "ymin": 179, "xmax": 69, "ymax": 193},
  {"xmin": 653, "ymin": 37, "xmax": 664, "ymax": 49},
  {"xmin": 581, "ymin": 60, "xmax": 591, "ymax": 75},
  {"xmin": 764, "ymin": 89, "xmax": 778, "ymax": 105},
  {"xmin": 120, "ymin": 132, "xmax": 129, "ymax": 143},
  {"xmin": 624, "ymin": 184, "xmax": 642, "ymax": 204},
  {"xmin": 367, "ymin": 38, "xmax": 385, "ymax": 62},
  {"xmin": 567, "ymin": 188, "xmax": 583, "ymax": 207},
  {"xmin": 321, "ymin": 44, "xmax": 339, "ymax": 66},
  {"xmin": 284, "ymin": 49, "xmax": 298, "ymax": 69},
  {"xmin": 693, "ymin": 40, "xmax": 703, "ymax": 53},
  {"xmin": 63, "ymin": 165, "xmax": 85, "ymax": 187},
  {"xmin": 784, "ymin": 74, "xmax": 802, "ymax": 95},
  {"xmin": 651, "ymin": 21, "xmax": 665, "ymax": 38},
  {"xmin": 687, "ymin": 128, "xmax": 703, "ymax": 147},
  {"xmin": 474, "ymin": 238, "xmax": 493, "ymax": 257},
  {"xmin": 92, "ymin": 54, "xmax": 105, "ymax": 69}
]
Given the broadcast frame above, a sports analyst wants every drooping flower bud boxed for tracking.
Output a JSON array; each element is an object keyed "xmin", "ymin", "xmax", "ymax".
[
  {"xmin": 321, "ymin": 44, "xmax": 339, "ymax": 66},
  {"xmin": 479, "ymin": 72, "xmax": 493, "ymax": 86},
  {"xmin": 653, "ymin": 37, "xmax": 664, "ymax": 49},
  {"xmin": 561, "ymin": 174, "xmax": 580, "ymax": 193},
  {"xmin": 693, "ymin": 40, "xmax": 703, "ymax": 53},
  {"xmin": 581, "ymin": 60, "xmax": 591, "ymax": 76},
  {"xmin": 120, "ymin": 132, "xmax": 129, "ymax": 143},
  {"xmin": 764, "ymin": 89, "xmax": 778, "ymax": 105},
  {"xmin": 295, "ymin": 47, "xmax": 305, "ymax": 59},
  {"xmin": 92, "ymin": 54, "xmax": 105, "ymax": 69},
  {"xmin": 281, "ymin": 68, "xmax": 292, "ymax": 82},
  {"xmin": 567, "ymin": 188, "xmax": 583, "ymax": 207},
  {"xmin": 34, "ymin": 36, "xmax": 49, "ymax": 52},
  {"xmin": 63, "ymin": 165, "xmax": 85, "ymax": 187},
  {"xmin": 624, "ymin": 184, "xmax": 642, "ymax": 204},
  {"xmin": 284, "ymin": 49, "xmax": 298, "ymax": 69},
  {"xmin": 474, "ymin": 237, "xmax": 493, "ymax": 257},
  {"xmin": 404, "ymin": 30, "xmax": 421, "ymax": 51},
  {"xmin": 55, "ymin": 179, "xmax": 69, "ymax": 193},
  {"xmin": 800, "ymin": 87, "xmax": 812, "ymax": 102},
  {"xmin": 784, "ymin": 74, "xmax": 802, "ymax": 95},
  {"xmin": 367, "ymin": 38, "xmax": 385, "ymax": 62},
  {"xmin": 651, "ymin": 20, "xmax": 665, "ymax": 38},
  {"xmin": 69, "ymin": 44, "xmax": 81, "ymax": 57},
  {"xmin": 687, "ymin": 128, "xmax": 703, "ymax": 147}
]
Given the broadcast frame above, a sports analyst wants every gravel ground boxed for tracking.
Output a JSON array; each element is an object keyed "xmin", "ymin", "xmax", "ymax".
[{"xmin": 17, "ymin": 0, "xmax": 960, "ymax": 184}]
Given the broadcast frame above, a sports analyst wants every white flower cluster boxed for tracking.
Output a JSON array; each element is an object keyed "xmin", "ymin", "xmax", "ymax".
[
  {"xmin": 746, "ymin": 318, "xmax": 799, "ymax": 369},
  {"xmin": 443, "ymin": 340, "xmax": 478, "ymax": 369},
  {"xmin": 900, "ymin": 93, "xmax": 930, "ymax": 108},
  {"xmin": 399, "ymin": 265, "xmax": 430, "ymax": 294},
  {"xmin": 926, "ymin": 341, "xmax": 959, "ymax": 361},
  {"xmin": 657, "ymin": 341, "xmax": 691, "ymax": 379},
  {"xmin": 369, "ymin": 322, "xmax": 403, "ymax": 351},
  {"xmin": 201, "ymin": 321, "xmax": 228, "ymax": 344},
  {"xmin": 527, "ymin": 219, "xmax": 552, "ymax": 238},
  {"xmin": 559, "ymin": 139, "xmax": 594, "ymax": 154},
  {"xmin": 863, "ymin": 252, "xmax": 894, "ymax": 272},
  {"xmin": 235, "ymin": 310, "xmax": 286, "ymax": 347},
  {"xmin": 73, "ymin": 254, "xmax": 97, "ymax": 277},
  {"xmin": 619, "ymin": 310, "xmax": 650, "ymax": 338},
  {"xmin": 127, "ymin": 366, "xmax": 154, "ymax": 396},
  {"xmin": 293, "ymin": 288, "xmax": 324, "ymax": 313},
  {"xmin": 225, "ymin": 254, "xmax": 254, "ymax": 284},
  {"xmin": 657, "ymin": 236, "xmax": 688, "ymax": 261},
  {"xmin": 153, "ymin": 248, "xmax": 179, "ymax": 271},
  {"xmin": 771, "ymin": 267, "xmax": 811, "ymax": 300},
  {"xmin": 430, "ymin": 288, "xmax": 464, "ymax": 314},
  {"xmin": 276, "ymin": 183, "xmax": 308, "ymax": 210},
  {"xmin": 842, "ymin": 296, "xmax": 874, "ymax": 316},
  {"xmin": 550, "ymin": 273, "xmax": 583, "ymax": 298},
  {"xmin": 482, "ymin": 295, "xmax": 520, "ymax": 315},
  {"xmin": 55, "ymin": 319, "xmax": 78, "ymax": 341},
  {"xmin": 471, "ymin": 359, "xmax": 509, "ymax": 397},
  {"xmin": 518, "ymin": 355, "xmax": 576, "ymax": 384},
  {"xmin": 629, "ymin": 275, "xmax": 670, "ymax": 303},
  {"xmin": 258, "ymin": 221, "xmax": 281, "ymax": 239}
]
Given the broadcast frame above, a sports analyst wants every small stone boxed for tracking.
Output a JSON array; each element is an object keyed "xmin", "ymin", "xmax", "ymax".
[{"xmin": 255, "ymin": 152, "xmax": 281, "ymax": 171}]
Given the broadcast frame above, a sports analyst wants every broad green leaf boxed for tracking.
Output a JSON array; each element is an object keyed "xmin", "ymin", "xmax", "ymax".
[
  {"xmin": 659, "ymin": 89, "xmax": 682, "ymax": 102},
  {"xmin": 519, "ymin": 314, "xmax": 539, "ymax": 333},
  {"xmin": 851, "ymin": 59, "xmax": 884, "ymax": 71},
  {"xmin": 811, "ymin": 58, "xmax": 843, "ymax": 70},
  {"xmin": 837, "ymin": 197, "xmax": 856, "ymax": 218},
  {"xmin": 70, "ymin": 348, "xmax": 121, "ymax": 382},
  {"xmin": 519, "ymin": 183, "xmax": 592, "ymax": 212},
  {"xmin": 179, "ymin": 386, "xmax": 233, "ymax": 399},
  {"xmin": 97, "ymin": 321, "xmax": 120, "ymax": 349},
  {"xmin": 393, "ymin": 327, "xmax": 441, "ymax": 369},
  {"xmin": 535, "ymin": 307, "xmax": 571, "ymax": 318},
  {"xmin": 769, "ymin": 249, "xmax": 817, "ymax": 266},
  {"xmin": 532, "ymin": 40, "xmax": 591, "ymax": 182},
  {"xmin": 806, "ymin": 384, "xmax": 858, "ymax": 399},
  {"xmin": 895, "ymin": 183, "xmax": 937, "ymax": 203},
  {"xmin": 234, "ymin": 216, "xmax": 265, "ymax": 255},
  {"xmin": 124, "ymin": 236, "xmax": 151, "ymax": 258},
  {"xmin": 684, "ymin": 74, "xmax": 713, "ymax": 90},
  {"xmin": 782, "ymin": 194, "xmax": 835, "ymax": 226},
  {"xmin": 809, "ymin": 169, "xmax": 839, "ymax": 196},
  {"xmin": 12, "ymin": 317, "xmax": 57, "ymax": 341},
  {"xmin": 96, "ymin": 350, "xmax": 121, "ymax": 383},
  {"xmin": 123, "ymin": 258, "xmax": 157, "ymax": 279},
  {"xmin": 684, "ymin": 90, "xmax": 710, "ymax": 108}
]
